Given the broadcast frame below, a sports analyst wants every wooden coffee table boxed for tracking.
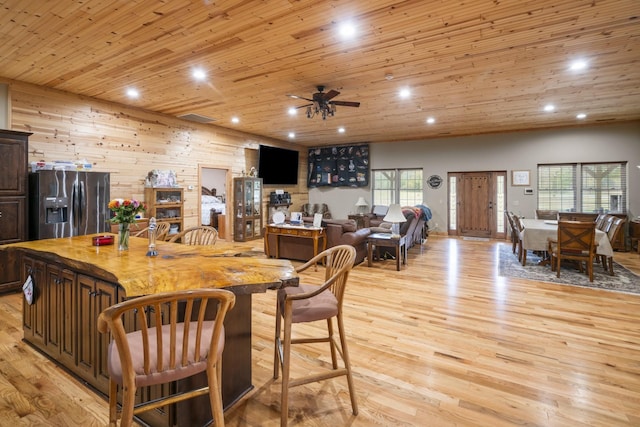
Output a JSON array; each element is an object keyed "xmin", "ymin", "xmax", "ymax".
[{"xmin": 367, "ymin": 232, "xmax": 407, "ymax": 271}]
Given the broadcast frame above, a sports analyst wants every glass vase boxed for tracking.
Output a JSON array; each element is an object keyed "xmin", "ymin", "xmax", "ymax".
[{"xmin": 118, "ymin": 222, "xmax": 130, "ymax": 251}]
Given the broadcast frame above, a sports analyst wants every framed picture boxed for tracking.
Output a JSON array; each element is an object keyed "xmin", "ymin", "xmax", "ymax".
[
  {"xmin": 290, "ymin": 212, "xmax": 302, "ymax": 225},
  {"xmin": 512, "ymin": 170, "xmax": 530, "ymax": 186}
]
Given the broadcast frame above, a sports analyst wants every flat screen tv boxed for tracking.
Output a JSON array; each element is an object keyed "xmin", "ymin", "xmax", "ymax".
[{"xmin": 258, "ymin": 145, "xmax": 299, "ymax": 185}]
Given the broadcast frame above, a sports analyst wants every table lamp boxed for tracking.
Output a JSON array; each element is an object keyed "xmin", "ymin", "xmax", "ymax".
[
  {"xmin": 383, "ymin": 204, "xmax": 406, "ymax": 238},
  {"xmin": 355, "ymin": 197, "xmax": 368, "ymax": 215}
]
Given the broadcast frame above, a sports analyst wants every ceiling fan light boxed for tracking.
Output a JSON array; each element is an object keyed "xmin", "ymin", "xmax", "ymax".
[{"xmin": 292, "ymin": 87, "xmax": 359, "ymax": 120}]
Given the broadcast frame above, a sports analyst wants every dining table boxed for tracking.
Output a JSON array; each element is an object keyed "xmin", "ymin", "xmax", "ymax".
[{"xmin": 520, "ymin": 218, "xmax": 613, "ymax": 259}]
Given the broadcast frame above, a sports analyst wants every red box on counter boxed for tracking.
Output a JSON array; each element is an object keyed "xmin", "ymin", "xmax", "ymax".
[{"xmin": 92, "ymin": 235, "xmax": 114, "ymax": 246}]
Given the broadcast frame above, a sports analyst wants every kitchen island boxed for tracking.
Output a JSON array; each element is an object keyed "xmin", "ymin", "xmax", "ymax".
[{"xmin": 4, "ymin": 234, "xmax": 297, "ymax": 426}]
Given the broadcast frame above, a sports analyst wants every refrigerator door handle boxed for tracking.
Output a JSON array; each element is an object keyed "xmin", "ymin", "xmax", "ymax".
[
  {"xmin": 78, "ymin": 180, "xmax": 85, "ymax": 226},
  {"xmin": 72, "ymin": 181, "xmax": 81, "ymax": 229},
  {"xmin": 71, "ymin": 182, "xmax": 77, "ymax": 229}
]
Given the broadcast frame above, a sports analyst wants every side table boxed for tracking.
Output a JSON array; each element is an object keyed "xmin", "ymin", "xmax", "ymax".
[
  {"xmin": 367, "ymin": 232, "xmax": 407, "ymax": 271},
  {"xmin": 264, "ymin": 224, "xmax": 326, "ymax": 259}
]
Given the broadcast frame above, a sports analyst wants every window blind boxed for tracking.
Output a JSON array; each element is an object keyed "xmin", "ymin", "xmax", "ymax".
[
  {"xmin": 581, "ymin": 162, "xmax": 627, "ymax": 213},
  {"xmin": 537, "ymin": 164, "xmax": 577, "ymax": 211}
]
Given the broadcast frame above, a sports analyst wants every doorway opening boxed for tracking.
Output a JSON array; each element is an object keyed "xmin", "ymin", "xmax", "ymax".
[{"xmin": 199, "ymin": 165, "xmax": 231, "ymax": 240}]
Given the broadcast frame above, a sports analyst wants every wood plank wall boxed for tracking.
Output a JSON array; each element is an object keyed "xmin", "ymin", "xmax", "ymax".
[{"xmin": 4, "ymin": 78, "xmax": 309, "ymax": 234}]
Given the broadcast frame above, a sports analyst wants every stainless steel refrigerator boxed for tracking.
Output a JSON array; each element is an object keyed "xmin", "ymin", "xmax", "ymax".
[{"xmin": 29, "ymin": 170, "xmax": 110, "ymax": 239}]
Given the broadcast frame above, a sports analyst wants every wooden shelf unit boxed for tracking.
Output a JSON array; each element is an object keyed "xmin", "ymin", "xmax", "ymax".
[{"xmin": 144, "ymin": 187, "xmax": 184, "ymax": 238}]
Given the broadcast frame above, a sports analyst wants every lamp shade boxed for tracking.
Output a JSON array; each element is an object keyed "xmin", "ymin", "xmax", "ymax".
[
  {"xmin": 355, "ymin": 197, "xmax": 368, "ymax": 207},
  {"xmin": 383, "ymin": 204, "xmax": 407, "ymax": 223}
]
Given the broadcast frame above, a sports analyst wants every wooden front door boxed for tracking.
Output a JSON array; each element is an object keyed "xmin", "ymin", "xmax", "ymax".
[{"xmin": 457, "ymin": 172, "xmax": 494, "ymax": 238}]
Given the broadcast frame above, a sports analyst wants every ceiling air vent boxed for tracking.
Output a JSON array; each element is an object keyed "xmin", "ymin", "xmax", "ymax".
[{"xmin": 178, "ymin": 113, "xmax": 217, "ymax": 123}]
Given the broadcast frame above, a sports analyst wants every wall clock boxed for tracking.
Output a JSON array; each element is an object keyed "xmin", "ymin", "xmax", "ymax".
[{"xmin": 427, "ymin": 175, "xmax": 443, "ymax": 189}]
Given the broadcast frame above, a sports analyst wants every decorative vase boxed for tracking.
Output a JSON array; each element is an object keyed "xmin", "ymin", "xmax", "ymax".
[{"xmin": 118, "ymin": 222, "xmax": 130, "ymax": 251}]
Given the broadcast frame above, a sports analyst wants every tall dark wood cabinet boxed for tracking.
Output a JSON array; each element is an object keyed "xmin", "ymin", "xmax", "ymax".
[{"xmin": 0, "ymin": 130, "xmax": 31, "ymax": 292}]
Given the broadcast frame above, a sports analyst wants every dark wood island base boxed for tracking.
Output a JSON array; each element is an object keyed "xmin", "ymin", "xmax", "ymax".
[{"xmin": 5, "ymin": 235, "xmax": 297, "ymax": 426}]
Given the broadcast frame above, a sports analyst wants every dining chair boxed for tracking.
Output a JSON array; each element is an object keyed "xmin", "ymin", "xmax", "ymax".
[
  {"xmin": 599, "ymin": 217, "xmax": 625, "ymax": 275},
  {"xmin": 535, "ymin": 209, "xmax": 558, "ymax": 220},
  {"xmin": 133, "ymin": 221, "xmax": 171, "ymax": 241},
  {"xmin": 168, "ymin": 225, "xmax": 218, "ymax": 245},
  {"xmin": 557, "ymin": 212, "xmax": 599, "ymax": 222},
  {"xmin": 600, "ymin": 215, "xmax": 615, "ymax": 234},
  {"xmin": 505, "ymin": 211, "xmax": 519, "ymax": 255},
  {"xmin": 97, "ymin": 288, "xmax": 236, "ymax": 427},
  {"xmin": 595, "ymin": 214, "xmax": 609, "ymax": 231},
  {"xmin": 273, "ymin": 245, "xmax": 358, "ymax": 427},
  {"xmin": 547, "ymin": 220, "xmax": 597, "ymax": 282},
  {"xmin": 513, "ymin": 215, "xmax": 528, "ymax": 265}
]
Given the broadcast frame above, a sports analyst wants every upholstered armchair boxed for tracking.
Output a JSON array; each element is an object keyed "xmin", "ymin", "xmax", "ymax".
[
  {"xmin": 365, "ymin": 205, "xmax": 388, "ymax": 227},
  {"xmin": 300, "ymin": 203, "xmax": 332, "ymax": 220}
]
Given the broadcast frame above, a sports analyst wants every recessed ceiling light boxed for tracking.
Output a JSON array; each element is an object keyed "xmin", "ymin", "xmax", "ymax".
[
  {"xmin": 399, "ymin": 88, "xmax": 411, "ymax": 99},
  {"xmin": 338, "ymin": 127, "xmax": 345, "ymax": 133},
  {"xmin": 543, "ymin": 104, "xmax": 555, "ymax": 112},
  {"xmin": 576, "ymin": 113, "xmax": 587, "ymax": 119},
  {"xmin": 569, "ymin": 60, "xmax": 588, "ymax": 71},
  {"xmin": 126, "ymin": 88, "xmax": 139, "ymax": 98},
  {"xmin": 231, "ymin": 116, "xmax": 239, "ymax": 124},
  {"xmin": 288, "ymin": 132, "xmax": 295, "ymax": 139},
  {"xmin": 338, "ymin": 22, "xmax": 356, "ymax": 39},
  {"xmin": 426, "ymin": 117, "xmax": 436, "ymax": 124},
  {"xmin": 288, "ymin": 107, "xmax": 297, "ymax": 116},
  {"xmin": 192, "ymin": 68, "xmax": 207, "ymax": 81}
]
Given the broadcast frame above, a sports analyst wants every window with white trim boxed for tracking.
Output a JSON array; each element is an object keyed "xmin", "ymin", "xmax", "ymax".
[
  {"xmin": 537, "ymin": 164, "xmax": 577, "ymax": 211},
  {"xmin": 372, "ymin": 168, "xmax": 423, "ymax": 206},
  {"xmin": 581, "ymin": 162, "xmax": 627, "ymax": 213},
  {"xmin": 537, "ymin": 162, "xmax": 627, "ymax": 213}
]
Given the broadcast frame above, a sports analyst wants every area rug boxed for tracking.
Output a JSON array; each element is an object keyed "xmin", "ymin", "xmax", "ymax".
[{"xmin": 498, "ymin": 244, "xmax": 640, "ymax": 294}]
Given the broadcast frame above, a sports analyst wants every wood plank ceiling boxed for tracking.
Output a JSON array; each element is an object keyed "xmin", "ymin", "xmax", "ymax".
[{"xmin": 1, "ymin": 0, "xmax": 639, "ymax": 146}]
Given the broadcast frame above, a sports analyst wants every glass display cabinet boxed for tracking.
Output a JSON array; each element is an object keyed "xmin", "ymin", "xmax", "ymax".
[{"xmin": 233, "ymin": 177, "xmax": 263, "ymax": 241}]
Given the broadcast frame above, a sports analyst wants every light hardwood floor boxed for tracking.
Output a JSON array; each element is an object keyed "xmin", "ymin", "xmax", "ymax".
[{"xmin": 1, "ymin": 236, "xmax": 639, "ymax": 426}]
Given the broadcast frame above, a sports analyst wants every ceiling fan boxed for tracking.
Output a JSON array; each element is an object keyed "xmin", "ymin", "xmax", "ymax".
[{"xmin": 287, "ymin": 86, "xmax": 360, "ymax": 120}]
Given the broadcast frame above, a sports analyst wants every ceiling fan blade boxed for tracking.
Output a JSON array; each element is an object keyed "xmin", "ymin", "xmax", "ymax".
[
  {"xmin": 330, "ymin": 100, "xmax": 360, "ymax": 108},
  {"xmin": 322, "ymin": 89, "xmax": 340, "ymax": 101},
  {"xmin": 287, "ymin": 94, "xmax": 314, "ymax": 102},
  {"xmin": 296, "ymin": 103, "xmax": 313, "ymax": 109}
]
